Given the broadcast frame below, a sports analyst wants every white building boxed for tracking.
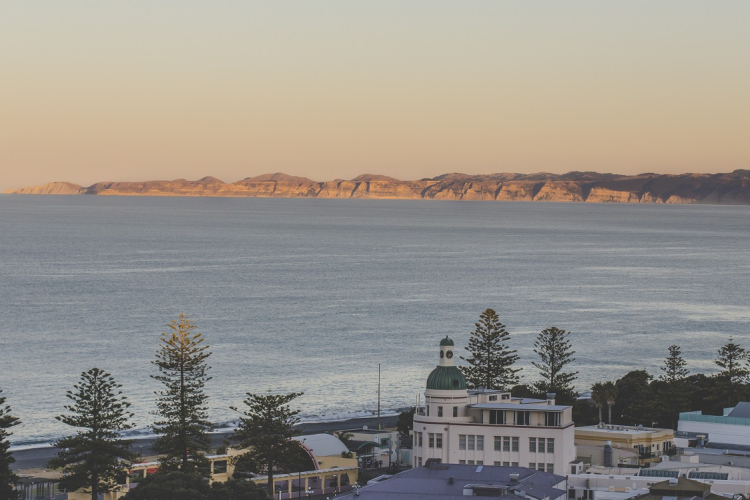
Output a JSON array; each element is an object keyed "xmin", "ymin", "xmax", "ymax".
[
  {"xmin": 412, "ymin": 336, "xmax": 577, "ymax": 475},
  {"xmin": 679, "ymin": 403, "xmax": 750, "ymax": 448}
]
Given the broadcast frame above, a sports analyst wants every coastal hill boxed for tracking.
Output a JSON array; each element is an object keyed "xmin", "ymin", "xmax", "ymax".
[{"xmin": 7, "ymin": 170, "xmax": 750, "ymax": 205}]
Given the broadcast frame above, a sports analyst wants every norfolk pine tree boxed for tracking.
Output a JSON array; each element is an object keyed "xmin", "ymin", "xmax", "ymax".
[
  {"xmin": 460, "ymin": 309, "xmax": 520, "ymax": 390},
  {"xmin": 532, "ymin": 327, "xmax": 578, "ymax": 404},
  {"xmin": 656, "ymin": 345, "xmax": 690, "ymax": 428},
  {"xmin": 49, "ymin": 368, "xmax": 135, "ymax": 500},
  {"xmin": 1, "ymin": 388, "xmax": 21, "ymax": 500},
  {"xmin": 231, "ymin": 392, "xmax": 303, "ymax": 496},
  {"xmin": 152, "ymin": 314, "xmax": 213, "ymax": 472},
  {"xmin": 715, "ymin": 338, "xmax": 748, "ymax": 407}
]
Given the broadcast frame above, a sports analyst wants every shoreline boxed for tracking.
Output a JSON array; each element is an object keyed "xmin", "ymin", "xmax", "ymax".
[{"xmin": 11, "ymin": 414, "xmax": 399, "ymax": 472}]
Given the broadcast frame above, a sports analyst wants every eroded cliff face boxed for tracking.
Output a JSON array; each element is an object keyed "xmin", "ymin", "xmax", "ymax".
[{"xmin": 7, "ymin": 170, "xmax": 750, "ymax": 205}]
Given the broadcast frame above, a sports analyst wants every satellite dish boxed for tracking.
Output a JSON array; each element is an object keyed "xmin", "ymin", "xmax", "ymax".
[{"xmin": 363, "ymin": 425, "xmax": 368, "ymax": 430}]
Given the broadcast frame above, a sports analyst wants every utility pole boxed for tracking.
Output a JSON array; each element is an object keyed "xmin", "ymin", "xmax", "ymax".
[{"xmin": 377, "ymin": 364, "xmax": 381, "ymax": 430}]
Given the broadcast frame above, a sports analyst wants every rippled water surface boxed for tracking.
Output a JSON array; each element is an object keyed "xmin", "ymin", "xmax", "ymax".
[{"xmin": 1, "ymin": 195, "xmax": 749, "ymax": 445}]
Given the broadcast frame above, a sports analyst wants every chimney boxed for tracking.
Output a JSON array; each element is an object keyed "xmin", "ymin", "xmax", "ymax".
[
  {"xmin": 546, "ymin": 393, "xmax": 556, "ymax": 404},
  {"xmin": 604, "ymin": 441, "xmax": 613, "ymax": 468}
]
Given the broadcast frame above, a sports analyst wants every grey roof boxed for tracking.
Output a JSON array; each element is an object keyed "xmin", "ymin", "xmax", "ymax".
[
  {"xmin": 470, "ymin": 403, "xmax": 570, "ymax": 411},
  {"xmin": 727, "ymin": 402, "xmax": 750, "ymax": 418},
  {"xmin": 292, "ymin": 434, "xmax": 348, "ymax": 457},
  {"xmin": 339, "ymin": 464, "xmax": 565, "ymax": 500}
]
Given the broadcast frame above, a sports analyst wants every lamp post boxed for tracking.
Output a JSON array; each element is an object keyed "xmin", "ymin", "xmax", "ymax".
[{"xmin": 306, "ymin": 486, "xmax": 313, "ymax": 498}]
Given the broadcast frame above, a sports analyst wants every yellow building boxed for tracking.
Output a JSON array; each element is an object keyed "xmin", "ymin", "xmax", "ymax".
[{"xmin": 575, "ymin": 424, "xmax": 675, "ymax": 465}]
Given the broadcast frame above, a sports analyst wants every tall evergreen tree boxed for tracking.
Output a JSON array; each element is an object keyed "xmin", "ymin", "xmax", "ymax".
[
  {"xmin": 152, "ymin": 314, "xmax": 213, "ymax": 472},
  {"xmin": 49, "ymin": 368, "xmax": 135, "ymax": 500},
  {"xmin": 230, "ymin": 392, "xmax": 303, "ymax": 496},
  {"xmin": 659, "ymin": 345, "xmax": 689, "ymax": 382},
  {"xmin": 459, "ymin": 309, "xmax": 520, "ymax": 390},
  {"xmin": 0, "ymin": 388, "xmax": 21, "ymax": 500},
  {"xmin": 531, "ymin": 327, "xmax": 578, "ymax": 403},
  {"xmin": 715, "ymin": 338, "xmax": 748, "ymax": 407}
]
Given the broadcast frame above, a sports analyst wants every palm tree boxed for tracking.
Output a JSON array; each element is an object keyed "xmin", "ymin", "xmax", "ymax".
[
  {"xmin": 591, "ymin": 382, "xmax": 606, "ymax": 424},
  {"xmin": 602, "ymin": 381, "xmax": 618, "ymax": 424}
]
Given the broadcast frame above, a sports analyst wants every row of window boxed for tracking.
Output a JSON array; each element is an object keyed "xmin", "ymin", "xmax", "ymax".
[
  {"xmin": 431, "ymin": 406, "xmax": 460, "ymax": 418},
  {"xmin": 530, "ymin": 462, "xmax": 555, "ymax": 473},
  {"xmin": 529, "ymin": 437, "xmax": 555, "ymax": 453},
  {"xmin": 417, "ymin": 433, "xmax": 554, "ymax": 454},
  {"xmin": 459, "ymin": 459, "xmax": 484, "ymax": 465},
  {"xmin": 459, "ymin": 435, "xmax": 484, "ymax": 450},
  {"xmin": 487, "ymin": 410, "xmax": 561, "ymax": 426}
]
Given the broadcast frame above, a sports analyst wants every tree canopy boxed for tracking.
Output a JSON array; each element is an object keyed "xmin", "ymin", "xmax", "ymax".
[
  {"xmin": 460, "ymin": 309, "xmax": 520, "ymax": 390},
  {"xmin": 49, "ymin": 368, "xmax": 135, "ymax": 500},
  {"xmin": 0, "ymin": 388, "xmax": 20, "ymax": 500},
  {"xmin": 531, "ymin": 327, "xmax": 578, "ymax": 403},
  {"xmin": 231, "ymin": 391, "xmax": 303, "ymax": 495},
  {"xmin": 151, "ymin": 314, "xmax": 213, "ymax": 473}
]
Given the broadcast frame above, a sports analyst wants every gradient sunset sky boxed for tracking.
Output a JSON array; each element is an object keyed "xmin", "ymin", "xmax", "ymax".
[{"xmin": 2, "ymin": 1, "xmax": 749, "ymax": 191}]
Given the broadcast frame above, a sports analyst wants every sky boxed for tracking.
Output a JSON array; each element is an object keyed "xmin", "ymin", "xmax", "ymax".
[{"xmin": 1, "ymin": 1, "xmax": 749, "ymax": 191}]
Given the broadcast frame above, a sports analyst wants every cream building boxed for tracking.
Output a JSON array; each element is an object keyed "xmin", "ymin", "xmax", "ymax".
[{"xmin": 412, "ymin": 336, "xmax": 577, "ymax": 475}]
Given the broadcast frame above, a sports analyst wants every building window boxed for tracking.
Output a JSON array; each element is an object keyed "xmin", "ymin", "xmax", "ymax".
[
  {"xmin": 529, "ymin": 462, "xmax": 536, "ymax": 469},
  {"xmin": 547, "ymin": 438, "xmax": 554, "ymax": 453},
  {"xmin": 468, "ymin": 460, "xmax": 474, "ymax": 465},
  {"xmin": 511, "ymin": 462, "xmax": 518, "ymax": 467},
  {"xmin": 418, "ymin": 433, "xmax": 423, "ymax": 447},
  {"xmin": 503, "ymin": 461, "xmax": 510, "ymax": 466},
  {"xmin": 489, "ymin": 410, "xmax": 506, "ymax": 425},
  {"xmin": 515, "ymin": 411, "xmax": 530, "ymax": 426},
  {"xmin": 468, "ymin": 435, "xmax": 475, "ymax": 450},
  {"xmin": 529, "ymin": 437, "xmax": 537, "ymax": 453},
  {"xmin": 459, "ymin": 435, "xmax": 466, "ymax": 450},
  {"xmin": 426, "ymin": 406, "xmax": 430, "ymax": 417},
  {"xmin": 459, "ymin": 460, "xmax": 466, "ymax": 464},
  {"xmin": 569, "ymin": 489, "xmax": 576, "ymax": 499},
  {"xmin": 503, "ymin": 436, "xmax": 510, "ymax": 452},
  {"xmin": 547, "ymin": 463, "xmax": 554, "ymax": 473},
  {"xmin": 512, "ymin": 437, "xmax": 519, "ymax": 452},
  {"xmin": 436, "ymin": 434, "xmax": 443, "ymax": 449},
  {"xmin": 477, "ymin": 460, "xmax": 484, "ymax": 465},
  {"xmin": 537, "ymin": 464, "xmax": 545, "ymax": 471},
  {"xmin": 494, "ymin": 461, "xmax": 502, "ymax": 466},
  {"xmin": 489, "ymin": 395, "xmax": 498, "ymax": 401},
  {"xmin": 477, "ymin": 436, "xmax": 484, "ymax": 451},
  {"xmin": 538, "ymin": 438, "xmax": 546, "ymax": 452},
  {"xmin": 502, "ymin": 394, "xmax": 511, "ymax": 400},
  {"xmin": 453, "ymin": 406, "xmax": 458, "ymax": 418},
  {"xmin": 418, "ymin": 457, "xmax": 422, "ymax": 467},
  {"xmin": 494, "ymin": 436, "xmax": 502, "ymax": 451},
  {"xmin": 438, "ymin": 406, "xmax": 443, "ymax": 417},
  {"xmin": 545, "ymin": 412, "xmax": 561, "ymax": 427},
  {"xmin": 428, "ymin": 433, "xmax": 434, "ymax": 448}
]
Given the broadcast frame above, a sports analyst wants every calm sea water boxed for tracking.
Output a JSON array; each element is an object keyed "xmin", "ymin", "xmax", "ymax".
[{"xmin": 1, "ymin": 195, "xmax": 749, "ymax": 446}]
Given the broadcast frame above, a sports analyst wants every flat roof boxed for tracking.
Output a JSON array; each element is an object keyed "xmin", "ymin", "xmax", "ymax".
[
  {"xmin": 576, "ymin": 425, "xmax": 672, "ymax": 435},
  {"xmin": 471, "ymin": 403, "xmax": 570, "ymax": 411}
]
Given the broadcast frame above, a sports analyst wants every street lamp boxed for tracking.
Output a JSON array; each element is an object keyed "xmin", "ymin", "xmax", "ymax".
[
  {"xmin": 276, "ymin": 486, "xmax": 283, "ymax": 500},
  {"xmin": 306, "ymin": 486, "xmax": 313, "ymax": 498}
]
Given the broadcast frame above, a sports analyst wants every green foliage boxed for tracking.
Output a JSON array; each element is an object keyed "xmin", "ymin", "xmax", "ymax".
[
  {"xmin": 122, "ymin": 471, "xmax": 211, "ymax": 500},
  {"xmin": 49, "ymin": 368, "xmax": 135, "ymax": 500},
  {"xmin": 396, "ymin": 407, "xmax": 415, "ymax": 437},
  {"xmin": 333, "ymin": 431, "xmax": 354, "ymax": 446},
  {"xmin": 715, "ymin": 338, "xmax": 749, "ymax": 407},
  {"xmin": 459, "ymin": 309, "xmax": 520, "ymax": 390},
  {"xmin": 151, "ymin": 314, "xmax": 213, "ymax": 473},
  {"xmin": 590, "ymin": 382, "xmax": 606, "ymax": 424},
  {"xmin": 0, "ymin": 388, "xmax": 20, "ymax": 500},
  {"xmin": 208, "ymin": 478, "xmax": 268, "ymax": 500},
  {"xmin": 613, "ymin": 371, "xmax": 652, "ymax": 426},
  {"xmin": 231, "ymin": 392, "xmax": 303, "ymax": 494},
  {"xmin": 531, "ymin": 327, "xmax": 578, "ymax": 404},
  {"xmin": 660, "ymin": 345, "xmax": 689, "ymax": 382}
]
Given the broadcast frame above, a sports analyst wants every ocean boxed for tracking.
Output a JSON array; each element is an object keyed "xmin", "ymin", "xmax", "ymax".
[{"xmin": 1, "ymin": 195, "xmax": 749, "ymax": 447}]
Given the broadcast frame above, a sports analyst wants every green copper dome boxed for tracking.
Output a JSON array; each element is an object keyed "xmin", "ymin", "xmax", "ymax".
[
  {"xmin": 439, "ymin": 336, "xmax": 455, "ymax": 346},
  {"xmin": 426, "ymin": 366, "xmax": 467, "ymax": 390}
]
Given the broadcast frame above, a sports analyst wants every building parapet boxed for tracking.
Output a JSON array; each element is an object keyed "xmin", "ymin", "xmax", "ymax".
[{"xmin": 680, "ymin": 411, "xmax": 750, "ymax": 427}]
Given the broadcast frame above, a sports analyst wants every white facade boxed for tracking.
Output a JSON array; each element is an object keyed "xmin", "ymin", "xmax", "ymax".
[
  {"xmin": 412, "ymin": 337, "xmax": 577, "ymax": 475},
  {"xmin": 679, "ymin": 410, "xmax": 750, "ymax": 447}
]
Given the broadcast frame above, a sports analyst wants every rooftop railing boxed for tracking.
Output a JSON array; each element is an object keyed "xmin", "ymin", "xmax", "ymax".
[{"xmin": 679, "ymin": 411, "xmax": 750, "ymax": 427}]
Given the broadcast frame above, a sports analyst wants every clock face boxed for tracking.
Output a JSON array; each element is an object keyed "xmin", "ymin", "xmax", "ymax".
[
  {"xmin": 440, "ymin": 351, "xmax": 444, "ymax": 358},
  {"xmin": 446, "ymin": 350, "xmax": 453, "ymax": 359}
]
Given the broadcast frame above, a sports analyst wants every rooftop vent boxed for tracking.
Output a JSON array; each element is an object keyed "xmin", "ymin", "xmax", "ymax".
[
  {"xmin": 669, "ymin": 478, "xmax": 678, "ymax": 485},
  {"xmin": 510, "ymin": 473, "xmax": 520, "ymax": 482}
]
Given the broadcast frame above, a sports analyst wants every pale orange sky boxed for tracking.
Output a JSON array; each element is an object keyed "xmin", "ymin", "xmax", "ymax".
[{"xmin": 1, "ymin": 1, "xmax": 749, "ymax": 191}]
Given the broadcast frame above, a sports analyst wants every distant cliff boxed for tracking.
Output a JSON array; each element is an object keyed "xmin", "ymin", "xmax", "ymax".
[{"xmin": 7, "ymin": 170, "xmax": 750, "ymax": 205}]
